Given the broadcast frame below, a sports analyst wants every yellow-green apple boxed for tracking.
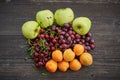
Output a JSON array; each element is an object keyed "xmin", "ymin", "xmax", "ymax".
[
  {"xmin": 72, "ymin": 17, "xmax": 91, "ymax": 35},
  {"xmin": 22, "ymin": 21, "xmax": 40, "ymax": 39},
  {"xmin": 36, "ymin": 10, "xmax": 54, "ymax": 28},
  {"xmin": 54, "ymin": 8, "xmax": 74, "ymax": 26}
]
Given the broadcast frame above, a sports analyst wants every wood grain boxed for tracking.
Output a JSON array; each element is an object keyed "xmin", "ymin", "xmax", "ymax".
[{"xmin": 0, "ymin": 0, "xmax": 120, "ymax": 80}]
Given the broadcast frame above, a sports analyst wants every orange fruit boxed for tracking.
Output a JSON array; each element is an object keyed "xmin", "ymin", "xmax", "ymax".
[
  {"xmin": 69, "ymin": 59, "xmax": 82, "ymax": 71},
  {"xmin": 63, "ymin": 49, "xmax": 75, "ymax": 61},
  {"xmin": 80, "ymin": 52, "xmax": 93, "ymax": 66},
  {"xmin": 73, "ymin": 44, "xmax": 84, "ymax": 56},
  {"xmin": 45, "ymin": 59, "xmax": 57, "ymax": 73},
  {"xmin": 52, "ymin": 50, "xmax": 63, "ymax": 62},
  {"xmin": 58, "ymin": 60, "xmax": 69, "ymax": 72}
]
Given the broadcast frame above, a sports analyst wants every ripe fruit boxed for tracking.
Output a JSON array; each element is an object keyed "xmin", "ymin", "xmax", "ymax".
[
  {"xmin": 73, "ymin": 44, "xmax": 84, "ymax": 56},
  {"xmin": 54, "ymin": 8, "xmax": 74, "ymax": 26},
  {"xmin": 36, "ymin": 10, "xmax": 54, "ymax": 28},
  {"xmin": 58, "ymin": 60, "xmax": 69, "ymax": 72},
  {"xmin": 69, "ymin": 59, "xmax": 82, "ymax": 71},
  {"xmin": 80, "ymin": 52, "xmax": 93, "ymax": 66},
  {"xmin": 45, "ymin": 59, "xmax": 57, "ymax": 73},
  {"xmin": 72, "ymin": 17, "xmax": 91, "ymax": 35},
  {"xmin": 22, "ymin": 21, "xmax": 40, "ymax": 39},
  {"xmin": 23, "ymin": 8, "xmax": 95, "ymax": 73},
  {"xmin": 63, "ymin": 49, "xmax": 75, "ymax": 61},
  {"xmin": 52, "ymin": 50, "xmax": 63, "ymax": 62}
]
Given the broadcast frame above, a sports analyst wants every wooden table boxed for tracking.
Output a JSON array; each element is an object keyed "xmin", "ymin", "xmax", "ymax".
[{"xmin": 0, "ymin": 0, "xmax": 120, "ymax": 80}]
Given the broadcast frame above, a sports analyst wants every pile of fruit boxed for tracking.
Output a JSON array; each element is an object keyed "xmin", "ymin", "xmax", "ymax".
[{"xmin": 22, "ymin": 8, "xmax": 95, "ymax": 72}]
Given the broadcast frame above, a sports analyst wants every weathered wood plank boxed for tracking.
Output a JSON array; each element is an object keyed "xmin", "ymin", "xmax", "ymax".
[
  {"xmin": 0, "ymin": 2, "xmax": 120, "ymax": 35},
  {"xmin": 0, "ymin": 0, "xmax": 120, "ymax": 4}
]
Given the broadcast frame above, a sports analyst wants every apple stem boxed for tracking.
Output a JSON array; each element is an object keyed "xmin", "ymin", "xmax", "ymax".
[{"xmin": 77, "ymin": 26, "xmax": 81, "ymax": 29}]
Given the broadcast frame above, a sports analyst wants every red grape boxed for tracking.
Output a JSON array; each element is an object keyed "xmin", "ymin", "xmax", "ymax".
[
  {"xmin": 50, "ymin": 42, "xmax": 54, "ymax": 46},
  {"xmin": 68, "ymin": 30, "xmax": 73, "ymax": 35},
  {"xmin": 72, "ymin": 31, "xmax": 76, "ymax": 35},
  {"xmin": 60, "ymin": 35, "xmax": 64, "ymax": 39},
  {"xmin": 39, "ymin": 34, "xmax": 45, "ymax": 39},
  {"xmin": 70, "ymin": 27, "xmax": 72, "ymax": 30},
  {"xmin": 52, "ymin": 39, "xmax": 57, "ymax": 44},
  {"xmin": 79, "ymin": 41, "xmax": 82, "ymax": 44},
  {"xmin": 63, "ymin": 28, "xmax": 68, "ymax": 32},
  {"xmin": 73, "ymin": 40, "xmax": 77, "ymax": 44},
  {"xmin": 63, "ymin": 23, "xmax": 70, "ymax": 28},
  {"xmin": 71, "ymin": 34, "xmax": 75, "ymax": 39},
  {"xmin": 38, "ymin": 61, "xmax": 44, "ymax": 66},
  {"xmin": 86, "ymin": 37, "xmax": 91, "ymax": 42},
  {"xmin": 39, "ymin": 53, "xmax": 44, "ymax": 58},
  {"xmin": 75, "ymin": 34, "xmax": 81, "ymax": 39},
  {"xmin": 81, "ymin": 39, "xmax": 85, "ymax": 43},
  {"xmin": 50, "ymin": 35, "xmax": 54, "ymax": 39},
  {"xmin": 87, "ymin": 32, "xmax": 92, "ymax": 37},
  {"xmin": 50, "ymin": 46, "xmax": 55, "ymax": 51},
  {"xmin": 61, "ymin": 39, "xmax": 66, "ymax": 44},
  {"xmin": 45, "ymin": 42, "xmax": 49, "ymax": 46},
  {"xmin": 67, "ymin": 36, "xmax": 72, "ymax": 42},
  {"xmin": 40, "ymin": 28, "xmax": 45, "ymax": 34},
  {"xmin": 90, "ymin": 39, "xmax": 95, "ymax": 44},
  {"xmin": 35, "ymin": 47, "xmax": 39, "ymax": 52},
  {"xmin": 90, "ymin": 44, "xmax": 95, "ymax": 49},
  {"xmin": 35, "ymin": 38, "xmax": 39, "ymax": 42},
  {"xmin": 57, "ymin": 29, "xmax": 62, "ymax": 33},
  {"xmin": 76, "ymin": 39, "xmax": 80, "ymax": 42},
  {"xmin": 87, "ymin": 46, "xmax": 91, "ymax": 51},
  {"xmin": 62, "ymin": 44, "xmax": 68, "ymax": 49},
  {"xmin": 45, "ymin": 34, "xmax": 49, "ymax": 39},
  {"xmin": 34, "ymin": 52, "xmax": 39, "ymax": 58},
  {"xmin": 44, "ymin": 58, "xmax": 49, "ymax": 62},
  {"xmin": 60, "ymin": 31, "xmax": 65, "ymax": 35},
  {"xmin": 65, "ymin": 33, "xmax": 69, "ymax": 37},
  {"xmin": 52, "ymin": 25, "xmax": 56, "ymax": 31},
  {"xmin": 85, "ymin": 42, "xmax": 89, "ymax": 46}
]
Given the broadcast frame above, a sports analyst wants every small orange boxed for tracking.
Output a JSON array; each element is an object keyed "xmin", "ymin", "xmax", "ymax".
[
  {"xmin": 63, "ymin": 49, "xmax": 75, "ymax": 61},
  {"xmin": 58, "ymin": 60, "xmax": 69, "ymax": 72},
  {"xmin": 45, "ymin": 59, "xmax": 57, "ymax": 73},
  {"xmin": 52, "ymin": 50, "xmax": 63, "ymax": 62},
  {"xmin": 80, "ymin": 52, "xmax": 93, "ymax": 66},
  {"xmin": 69, "ymin": 59, "xmax": 82, "ymax": 71},
  {"xmin": 73, "ymin": 44, "xmax": 84, "ymax": 56}
]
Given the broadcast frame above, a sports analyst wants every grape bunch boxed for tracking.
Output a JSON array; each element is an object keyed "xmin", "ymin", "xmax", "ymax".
[
  {"xmin": 51, "ymin": 23, "xmax": 95, "ymax": 52},
  {"xmin": 27, "ymin": 23, "xmax": 95, "ymax": 68}
]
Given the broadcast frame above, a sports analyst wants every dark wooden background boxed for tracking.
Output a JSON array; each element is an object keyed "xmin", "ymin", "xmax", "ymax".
[{"xmin": 0, "ymin": 0, "xmax": 120, "ymax": 80}]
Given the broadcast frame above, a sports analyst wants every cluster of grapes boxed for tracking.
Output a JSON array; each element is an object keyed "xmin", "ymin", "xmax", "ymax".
[
  {"xmin": 51, "ymin": 23, "xmax": 95, "ymax": 52},
  {"xmin": 28, "ymin": 23, "xmax": 95, "ymax": 68}
]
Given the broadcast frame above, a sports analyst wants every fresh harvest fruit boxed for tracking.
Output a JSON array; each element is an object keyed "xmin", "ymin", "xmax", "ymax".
[
  {"xmin": 69, "ymin": 59, "xmax": 82, "ymax": 71},
  {"xmin": 22, "ymin": 8, "xmax": 95, "ymax": 73},
  {"xmin": 72, "ymin": 17, "xmax": 91, "ymax": 35},
  {"xmin": 80, "ymin": 52, "xmax": 93, "ymax": 66},
  {"xmin": 45, "ymin": 59, "xmax": 57, "ymax": 73},
  {"xmin": 36, "ymin": 10, "xmax": 54, "ymax": 28},
  {"xmin": 22, "ymin": 21, "xmax": 40, "ymax": 39},
  {"xmin": 55, "ymin": 8, "xmax": 74, "ymax": 26},
  {"xmin": 52, "ymin": 50, "xmax": 63, "ymax": 62},
  {"xmin": 63, "ymin": 49, "xmax": 75, "ymax": 61},
  {"xmin": 58, "ymin": 60, "xmax": 69, "ymax": 72},
  {"xmin": 73, "ymin": 44, "xmax": 84, "ymax": 56}
]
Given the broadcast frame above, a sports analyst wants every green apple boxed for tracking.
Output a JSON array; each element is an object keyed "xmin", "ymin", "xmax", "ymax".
[
  {"xmin": 54, "ymin": 8, "xmax": 74, "ymax": 26},
  {"xmin": 22, "ymin": 21, "xmax": 40, "ymax": 39},
  {"xmin": 36, "ymin": 10, "xmax": 54, "ymax": 28},
  {"xmin": 72, "ymin": 17, "xmax": 91, "ymax": 35}
]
